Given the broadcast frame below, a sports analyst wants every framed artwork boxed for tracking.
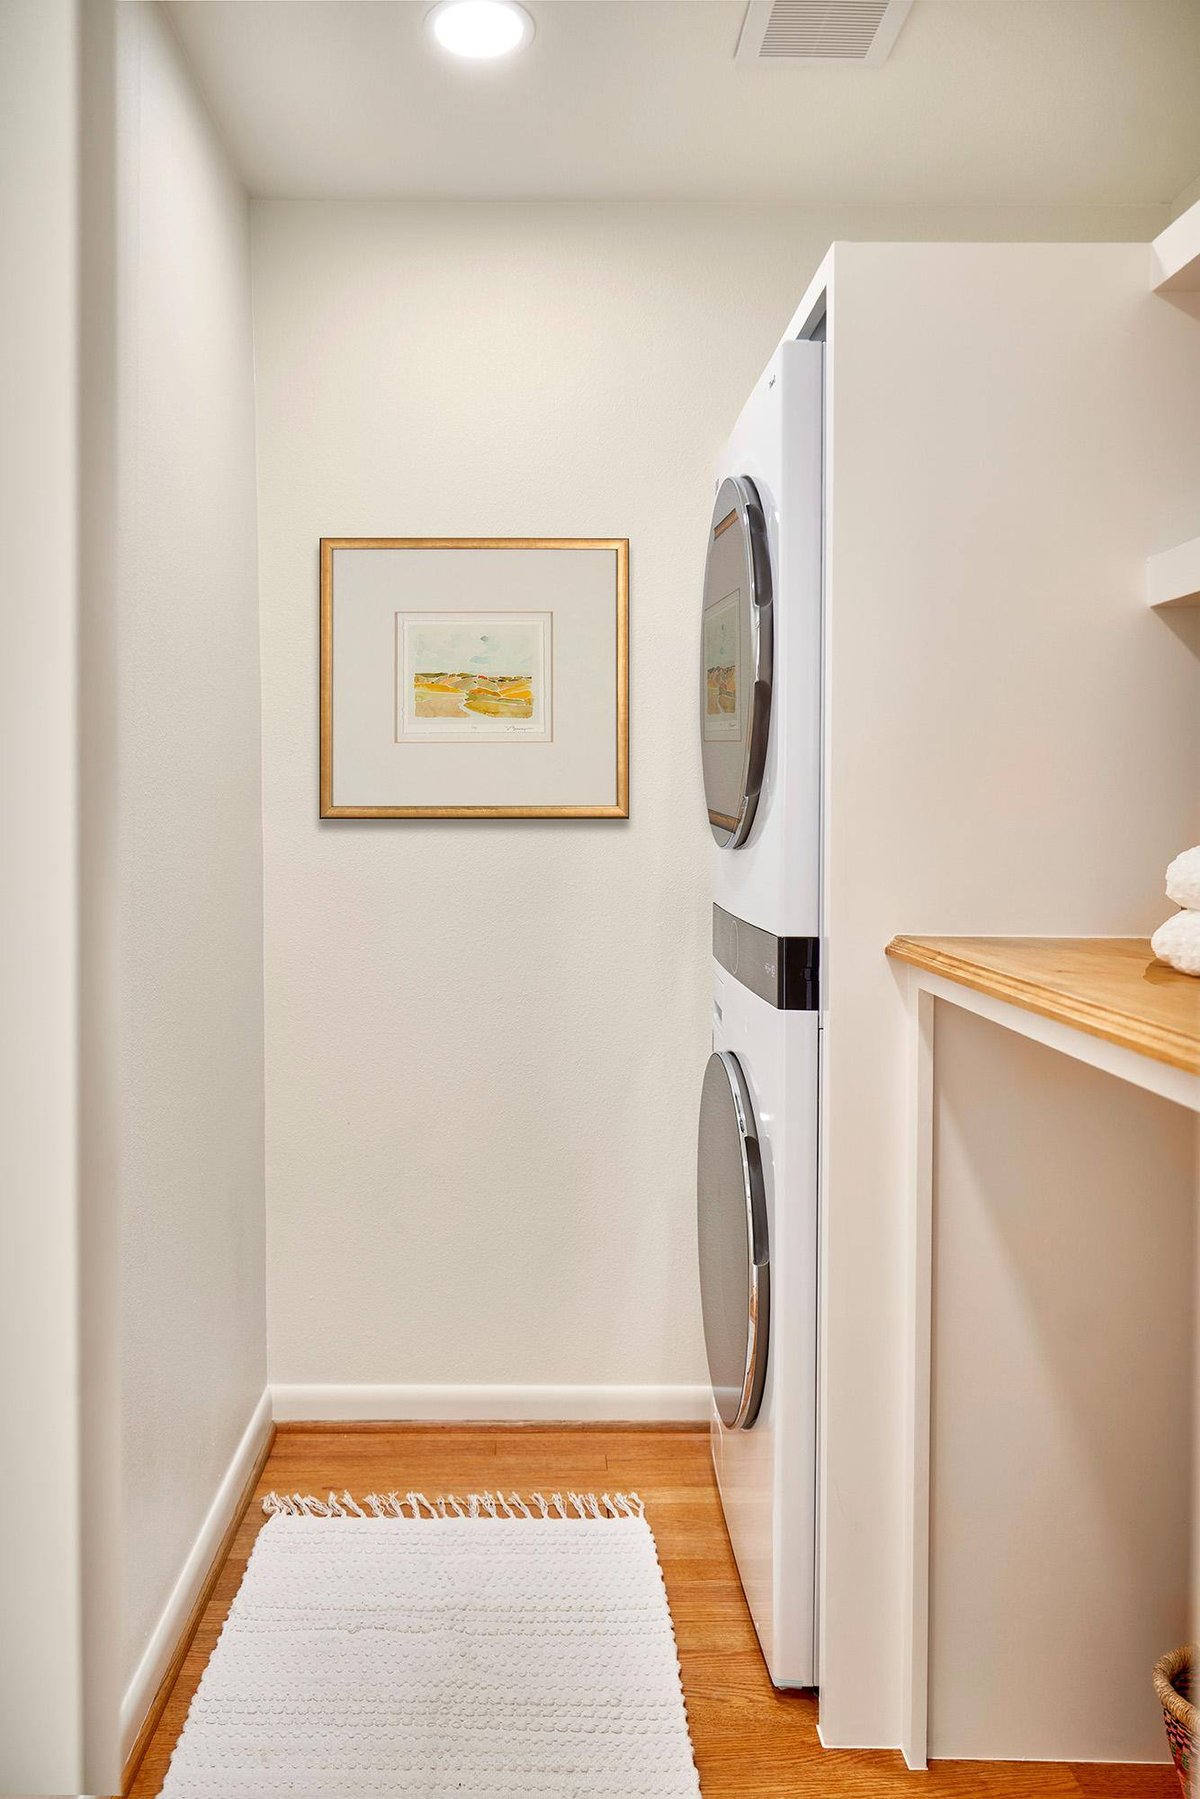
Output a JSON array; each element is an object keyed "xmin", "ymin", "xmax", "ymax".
[
  {"xmin": 319, "ymin": 537, "xmax": 628, "ymax": 819},
  {"xmin": 702, "ymin": 587, "xmax": 741, "ymax": 742}
]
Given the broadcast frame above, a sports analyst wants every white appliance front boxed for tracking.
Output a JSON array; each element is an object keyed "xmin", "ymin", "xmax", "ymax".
[
  {"xmin": 705, "ymin": 957, "xmax": 819, "ymax": 1688},
  {"xmin": 705, "ymin": 340, "xmax": 823, "ymax": 941}
]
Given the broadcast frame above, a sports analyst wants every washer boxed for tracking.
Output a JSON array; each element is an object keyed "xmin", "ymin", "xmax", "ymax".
[{"xmin": 697, "ymin": 339, "xmax": 822, "ymax": 1689}]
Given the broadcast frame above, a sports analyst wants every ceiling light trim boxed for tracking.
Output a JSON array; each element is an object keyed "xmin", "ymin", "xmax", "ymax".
[{"xmin": 426, "ymin": 0, "xmax": 535, "ymax": 62}]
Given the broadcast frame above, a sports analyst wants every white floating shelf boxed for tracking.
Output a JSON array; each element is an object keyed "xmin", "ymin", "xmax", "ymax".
[
  {"xmin": 1151, "ymin": 198, "xmax": 1200, "ymax": 293},
  {"xmin": 1147, "ymin": 535, "xmax": 1200, "ymax": 609}
]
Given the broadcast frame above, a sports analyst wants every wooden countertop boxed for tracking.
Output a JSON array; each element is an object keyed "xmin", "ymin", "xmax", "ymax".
[{"xmin": 886, "ymin": 936, "xmax": 1200, "ymax": 1075}]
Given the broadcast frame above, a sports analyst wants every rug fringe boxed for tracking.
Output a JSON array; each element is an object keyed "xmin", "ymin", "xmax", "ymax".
[{"xmin": 262, "ymin": 1488, "xmax": 645, "ymax": 1521}]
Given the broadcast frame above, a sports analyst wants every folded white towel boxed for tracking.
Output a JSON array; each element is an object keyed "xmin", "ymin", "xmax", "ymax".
[
  {"xmin": 1150, "ymin": 908, "xmax": 1200, "ymax": 977},
  {"xmin": 1165, "ymin": 845, "xmax": 1200, "ymax": 911}
]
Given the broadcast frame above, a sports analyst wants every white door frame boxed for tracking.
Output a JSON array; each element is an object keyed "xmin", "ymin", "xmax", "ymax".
[{"xmin": 0, "ymin": 0, "xmax": 122, "ymax": 1788}]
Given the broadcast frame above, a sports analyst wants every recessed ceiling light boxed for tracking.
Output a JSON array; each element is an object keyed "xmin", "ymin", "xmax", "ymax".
[{"xmin": 426, "ymin": 0, "xmax": 535, "ymax": 60}]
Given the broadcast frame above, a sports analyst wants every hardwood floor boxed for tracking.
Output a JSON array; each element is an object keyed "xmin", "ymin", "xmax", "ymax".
[{"xmin": 125, "ymin": 1424, "xmax": 1177, "ymax": 1798}]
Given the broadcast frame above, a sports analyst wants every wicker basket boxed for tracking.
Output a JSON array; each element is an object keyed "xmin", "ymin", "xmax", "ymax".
[{"xmin": 1154, "ymin": 1645, "xmax": 1196, "ymax": 1795}]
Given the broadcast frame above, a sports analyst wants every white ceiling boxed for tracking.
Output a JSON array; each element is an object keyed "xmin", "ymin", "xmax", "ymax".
[{"xmin": 166, "ymin": 0, "xmax": 1200, "ymax": 205}]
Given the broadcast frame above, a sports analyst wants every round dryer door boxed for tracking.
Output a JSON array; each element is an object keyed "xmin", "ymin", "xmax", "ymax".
[
  {"xmin": 696, "ymin": 1049, "xmax": 770, "ymax": 1430},
  {"xmin": 699, "ymin": 475, "xmax": 773, "ymax": 848}
]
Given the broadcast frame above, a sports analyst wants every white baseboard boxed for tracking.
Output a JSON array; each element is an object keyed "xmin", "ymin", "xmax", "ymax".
[
  {"xmin": 120, "ymin": 1387, "xmax": 273, "ymax": 1762},
  {"xmin": 270, "ymin": 1383, "xmax": 712, "ymax": 1424},
  {"xmin": 118, "ymin": 1383, "xmax": 706, "ymax": 1763}
]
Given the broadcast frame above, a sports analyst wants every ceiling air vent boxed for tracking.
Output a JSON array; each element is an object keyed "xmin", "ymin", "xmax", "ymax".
[{"xmin": 735, "ymin": 0, "xmax": 913, "ymax": 67}]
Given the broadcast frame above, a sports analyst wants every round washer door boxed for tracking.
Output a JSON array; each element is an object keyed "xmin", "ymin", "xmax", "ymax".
[
  {"xmin": 699, "ymin": 474, "xmax": 773, "ymax": 848},
  {"xmin": 697, "ymin": 1049, "xmax": 770, "ymax": 1430}
]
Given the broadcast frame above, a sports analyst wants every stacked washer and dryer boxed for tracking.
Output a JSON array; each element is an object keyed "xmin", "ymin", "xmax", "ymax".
[{"xmin": 697, "ymin": 338, "xmax": 823, "ymax": 1689}]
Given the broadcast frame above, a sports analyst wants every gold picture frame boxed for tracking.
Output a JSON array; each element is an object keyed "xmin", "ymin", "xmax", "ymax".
[{"xmin": 319, "ymin": 537, "xmax": 629, "ymax": 819}]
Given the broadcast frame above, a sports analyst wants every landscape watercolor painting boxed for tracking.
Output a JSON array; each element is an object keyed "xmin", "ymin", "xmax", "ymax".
[
  {"xmin": 397, "ymin": 611, "xmax": 552, "ymax": 742},
  {"xmin": 414, "ymin": 670, "xmax": 533, "ymax": 720},
  {"xmin": 703, "ymin": 589, "xmax": 741, "ymax": 741}
]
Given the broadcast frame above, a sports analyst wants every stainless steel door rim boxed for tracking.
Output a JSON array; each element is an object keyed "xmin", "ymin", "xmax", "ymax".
[
  {"xmin": 699, "ymin": 474, "xmax": 773, "ymax": 849},
  {"xmin": 696, "ymin": 1047, "xmax": 770, "ymax": 1430}
]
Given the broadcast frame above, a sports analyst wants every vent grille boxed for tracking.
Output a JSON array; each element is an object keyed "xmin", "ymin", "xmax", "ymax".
[
  {"xmin": 735, "ymin": 0, "xmax": 912, "ymax": 66},
  {"xmin": 763, "ymin": 0, "xmax": 888, "ymax": 56}
]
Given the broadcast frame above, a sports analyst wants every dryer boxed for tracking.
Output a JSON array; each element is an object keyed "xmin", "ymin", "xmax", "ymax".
[
  {"xmin": 702, "ymin": 340, "xmax": 823, "ymax": 940},
  {"xmin": 697, "ymin": 339, "xmax": 822, "ymax": 1689}
]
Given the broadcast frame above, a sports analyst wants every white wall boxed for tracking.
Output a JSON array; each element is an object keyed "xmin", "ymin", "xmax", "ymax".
[
  {"xmin": 252, "ymin": 199, "xmax": 1169, "ymax": 1415},
  {"xmin": 118, "ymin": 0, "xmax": 267, "ymax": 1716},
  {"xmin": 812, "ymin": 239, "xmax": 1200, "ymax": 1753}
]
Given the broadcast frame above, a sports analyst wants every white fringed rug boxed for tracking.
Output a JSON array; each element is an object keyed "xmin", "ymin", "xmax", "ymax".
[{"xmin": 160, "ymin": 1489, "xmax": 701, "ymax": 1798}]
